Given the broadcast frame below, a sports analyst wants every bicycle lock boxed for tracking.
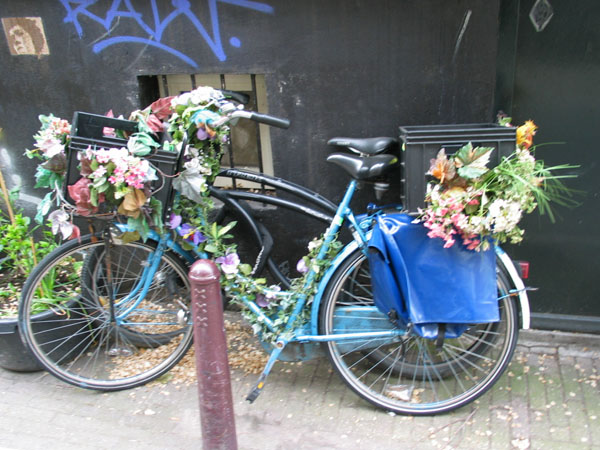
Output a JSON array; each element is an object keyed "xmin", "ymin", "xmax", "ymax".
[{"xmin": 189, "ymin": 259, "xmax": 238, "ymax": 450}]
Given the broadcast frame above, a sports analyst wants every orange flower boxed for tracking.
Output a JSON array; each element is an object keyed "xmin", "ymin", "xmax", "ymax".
[
  {"xmin": 428, "ymin": 149, "xmax": 456, "ymax": 183},
  {"xmin": 516, "ymin": 120, "xmax": 537, "ymax": 150}
]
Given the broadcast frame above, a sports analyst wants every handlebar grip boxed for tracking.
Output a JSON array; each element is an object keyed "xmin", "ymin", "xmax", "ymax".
[{"xmin": 249, "ymin": 112, "xmax": 291, "ymax": 129}]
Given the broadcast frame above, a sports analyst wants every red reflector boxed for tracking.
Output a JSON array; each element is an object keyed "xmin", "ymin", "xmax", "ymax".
[{"xmin": 518, "ymin": 261, "xmax": 530, "ymax": 279}]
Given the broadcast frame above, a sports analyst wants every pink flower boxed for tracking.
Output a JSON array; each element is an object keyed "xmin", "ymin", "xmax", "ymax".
[
  {"xmin": 465, "ymin": 238, "xmax": 480, "ymax": 251},
  {"xmin": 92, "ymin": 166, "xmax": 107, "ymax": 178},
  {"xmin": 443, "ymin": 237, "xmax": 456, "ymax": 248},
  {"xmin": 145, "ymin": 114, "xmax": 164, "ymax": 132},
  {"xmin": 94, "ymin": 149, "xmax": 111, "ymax": 164},
  {"xmin": 148, "ymin": 96, "xmax": 175, "ymax": 120},
  {"xmin": 68, "ymin": 178, "xmax": 104, "ymax": 216},
  {"xmin": 103, "ymin": 110, "xmax": 116, "ymax": 137}
]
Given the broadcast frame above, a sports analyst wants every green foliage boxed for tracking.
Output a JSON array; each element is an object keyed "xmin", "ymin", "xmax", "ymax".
[{"xmin": 0, "ymin": 213, "xmax": 57, "ymax": 277}]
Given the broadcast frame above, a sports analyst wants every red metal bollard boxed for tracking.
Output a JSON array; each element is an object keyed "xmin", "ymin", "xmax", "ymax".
[{"xmin": 189, "ymin": 259, "xmax": 238, "ymax": 450}]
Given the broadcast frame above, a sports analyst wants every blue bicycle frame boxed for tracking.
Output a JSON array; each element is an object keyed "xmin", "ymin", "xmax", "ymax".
[{"xmin": 110, "ymin": 170, "xmax": 531, "ymax": 401}]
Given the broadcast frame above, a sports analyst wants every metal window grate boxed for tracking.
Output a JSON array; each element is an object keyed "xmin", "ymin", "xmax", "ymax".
[{"xmin": 156, "ymin": 73, "xmax": 274, "ymax": 190}]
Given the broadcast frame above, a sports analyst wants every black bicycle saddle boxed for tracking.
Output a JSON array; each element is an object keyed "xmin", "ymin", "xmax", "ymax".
[
  {"xmin": 327, "ymin": 137, "xmax": 397, "ymax": 155},
  {"xmin": 326, "ymin": 153, "xmax": 398, "ymax": 180}
]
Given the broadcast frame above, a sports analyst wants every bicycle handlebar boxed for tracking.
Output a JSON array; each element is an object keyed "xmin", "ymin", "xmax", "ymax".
[
  {"xmin": 214, "ymin": 109, "xmax": 291, "ymax": 129},
  {"xmin": 247, "ymin": 112, "xmax": 291, "ymax": 129}
]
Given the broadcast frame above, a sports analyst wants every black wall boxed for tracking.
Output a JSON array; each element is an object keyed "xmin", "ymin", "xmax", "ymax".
[
  {"xmin": 496, "ymin": 0, "xmax": 600, "ymax": 331},
  {"xmin": 14, "ymin": 3, "xmax": 596, "ymax": 325},
  {"xmin": 1, "ymin": 0, "xmax": 501, "ymax": 206}
]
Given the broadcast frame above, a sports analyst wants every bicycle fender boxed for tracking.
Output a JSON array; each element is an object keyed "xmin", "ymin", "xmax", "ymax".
[
  {"xmin": 310, "ymin": 239, "xmax": 366, "ymax": 336},
  {"xmin": 495, "ymin": 246, "xmax": 531, "ymax": 329}
]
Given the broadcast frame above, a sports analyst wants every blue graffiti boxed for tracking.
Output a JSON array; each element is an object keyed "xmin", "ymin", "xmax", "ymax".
[{"xmin": 59, "ymin": 0, "xmax": 274, "ymax": 68}]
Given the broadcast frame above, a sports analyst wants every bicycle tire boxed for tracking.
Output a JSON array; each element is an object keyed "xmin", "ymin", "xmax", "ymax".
[
  {"xmin": 319, "ymin": 248, "xmax": 519, "ymax": 415},
  {"xmin": 79, "ymin": 237, "xmax": 190, "ymax": 348},
  {"xmin": 18, "ymin": 234, "xmax": 193, "ymax": 391}
]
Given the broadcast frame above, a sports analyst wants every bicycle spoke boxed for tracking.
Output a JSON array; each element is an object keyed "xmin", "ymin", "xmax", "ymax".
[
  {"xmin": 19, "ymin": 236, "xmax": 194, "ymax": 391},
  {"xmin": 320, "ymin": 249, "xmax": 519, "ymax": 415}
]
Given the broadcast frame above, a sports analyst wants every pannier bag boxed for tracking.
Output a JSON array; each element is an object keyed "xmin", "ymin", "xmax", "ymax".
[{"xmin": 367, "ymin": 213, "xmax": 499, "ymax": 339}]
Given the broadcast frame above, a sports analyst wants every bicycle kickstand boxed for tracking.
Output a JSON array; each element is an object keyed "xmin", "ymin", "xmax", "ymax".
[{"xmin": 246, "ymin": 339, "xmax": 287, "ymax": 403}]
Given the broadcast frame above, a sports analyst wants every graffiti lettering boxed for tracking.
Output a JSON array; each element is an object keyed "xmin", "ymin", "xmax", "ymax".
[{"xmin": 59, "ymin": 0, "xmax": 274, "ymax": 68}]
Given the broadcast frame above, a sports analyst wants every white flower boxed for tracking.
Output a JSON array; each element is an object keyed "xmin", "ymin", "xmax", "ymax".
[
  {"xmin": 171, "ymin": 92, "xmax": 193, "ymax": 107},
  {"xmin": 48, "ymin": 209, "xmax": 73, "ymax": 239},
  {"xmin": 191, "ymin": 86, "xmax": 222, "ymax": 104},
  {"xmin": 171, "ymin": 87, "xmax": 224, "ymax": 107},
  {"xmin": 265, "ymin": 285, "xmax": 281, "ymax": 299},
  {"xmin": 183, "ymin": 157, "xmax": 202, "ymax": 173},
  {"xmin": 36, "ymin": 137, "xmax": 64, "ymax": 158},
  {"xmin": 516, "ymin": 148, "xmax": 535, "ymax": 164},
  {"xmin": 307, "ymin": 238, "xmax": 322, "ymax": 251},
  {"xmin": 186, "ymin": 146, "xmax": 200, "ymax": 158},
  {"xmin": 488, "ymin": 199, "xmax": 522, "ymax": 233}
]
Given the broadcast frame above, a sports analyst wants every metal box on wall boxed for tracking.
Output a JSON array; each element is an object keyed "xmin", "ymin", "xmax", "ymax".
[{"xmin": 398, "ymin": 124, "xmax": 517, "ymax": 212}]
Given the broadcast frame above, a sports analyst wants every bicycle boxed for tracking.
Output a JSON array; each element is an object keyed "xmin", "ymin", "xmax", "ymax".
[{"xmin": 18, "ymin": 89, "xmax": 530, "ymax": 415}]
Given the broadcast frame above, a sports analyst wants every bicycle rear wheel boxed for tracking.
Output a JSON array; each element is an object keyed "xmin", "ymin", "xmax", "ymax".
[
  {"xmin": 18, "ymin": 234, "xmax": 193, "ymax": 391},
  {"xmin": 319, "ymin": 249, "xmax": 519, "ymax": 415}
]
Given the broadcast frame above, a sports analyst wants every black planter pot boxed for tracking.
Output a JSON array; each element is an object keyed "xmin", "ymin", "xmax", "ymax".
[
  {"xmin": 0, "ymin": 300, "xmax": 92, "ymax": 372},
  {"xmin": 0, "ymin": 316, "xmax": 44, "ymax": 372}
]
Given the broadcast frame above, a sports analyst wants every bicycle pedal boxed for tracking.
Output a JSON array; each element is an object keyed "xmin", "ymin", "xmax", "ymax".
[{"xmin": 246, "ymin": 374, "xmax": 267, "ymax": 403}]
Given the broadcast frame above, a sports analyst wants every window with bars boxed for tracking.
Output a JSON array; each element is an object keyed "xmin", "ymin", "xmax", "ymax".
[{"xmin": 154, "ymin": 74, "xmax": 274, "ymax": 187}]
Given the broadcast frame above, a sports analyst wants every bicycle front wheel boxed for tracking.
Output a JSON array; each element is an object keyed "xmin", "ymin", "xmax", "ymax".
[
  {"xmin": 319, "ymin": 249, "xmax": 519, "ymax": 415},
  {"xmin": 18, "ymin": 234, "xmax": 193, "ymax": 391}
]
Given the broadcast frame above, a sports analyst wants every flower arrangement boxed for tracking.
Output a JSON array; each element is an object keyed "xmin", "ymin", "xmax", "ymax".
[
  {"xmin": 28, "ymin": 86, "xmax": 339, "ymax": 342},
  {"xmin": 25, "ymin": 114, "xmax": 71, "ymax": 223},
  {"xmin": 418, "ymin": 119, "xmax": 577, "ymax": 251},
  {"xmin": 157, "ymin": 87, "xmax": 340, "ymax": 342}
]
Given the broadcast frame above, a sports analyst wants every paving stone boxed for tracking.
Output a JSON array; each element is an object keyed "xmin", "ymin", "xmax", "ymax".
[{"xmin": 2, "ymin": 327, "xmax": 600, "ymax": 449}]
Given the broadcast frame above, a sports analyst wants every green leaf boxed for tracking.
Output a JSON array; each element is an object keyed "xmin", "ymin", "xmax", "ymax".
[
  {"xmin": 203, "ymin": 243, "xmax": 219, "ymax": 254},
  {"xmin": 127, "ymin": 132, "xmax": 159, "ymax": 156},
  {"xmin": 35, "ymin": 192, "xmax": 53, "ymax": 223},
  {"xmin": 34, "ymin": 166, "xmax": 53, "ymax": 188},
  {"xmin": 96, "ymin": 181, "xmax": 110, "ymax": 193},
  {"xmin": 239, "ymin": 264, "xmax": 252, "ymax": 276},
  {"xmin": 149, "ymin": 197, "xmax": 163, "ymax": 230},
  {"xmin": 454, "ymin": 143, "xmax": 494, "ymax": 179},
  {"xmin": 92, "ymin": 176, "xmax": 107, "ymax": 189},
  {"xmin": 127, "ymin": 216, "xmax": 150, "ymax": 242},
  {"xmin": 90, "ymin": 187, "xmax": 98, "ymax": 206},
  {"xmin": 217, "ymin": 221, "xmax": 237, "ymax": 237},
  {"xmin": 120, "ymin": 231, "xmax": 141, "ymax": 244}
]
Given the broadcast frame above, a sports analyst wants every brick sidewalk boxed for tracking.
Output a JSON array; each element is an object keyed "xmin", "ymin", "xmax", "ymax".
[{"xmin": 1, "ymin": 327, "xmax": 599, "ymax": 450}]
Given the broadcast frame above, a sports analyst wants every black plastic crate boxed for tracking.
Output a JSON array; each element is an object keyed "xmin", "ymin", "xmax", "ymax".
[
  {"xmin": 398, "ymin": 123, "xmax": 517, "ymax": 212},
  {"xmin": 65, "ymin": 112, "xmax": 180, "ymax": 218}
]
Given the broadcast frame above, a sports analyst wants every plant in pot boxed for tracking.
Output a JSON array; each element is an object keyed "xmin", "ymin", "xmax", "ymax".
[
  {"xmin": 0, "ymin": 114, "xmax": 76, "ymax": 372},
  {"xmin": 0, "ymin": 175, "xmax": 63, "ymax": 371}
]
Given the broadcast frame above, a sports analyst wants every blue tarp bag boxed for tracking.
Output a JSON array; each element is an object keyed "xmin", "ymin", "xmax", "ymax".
[{"xmin": 367, "ymin": 213, "xmax": 499, "ymax": 339}]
